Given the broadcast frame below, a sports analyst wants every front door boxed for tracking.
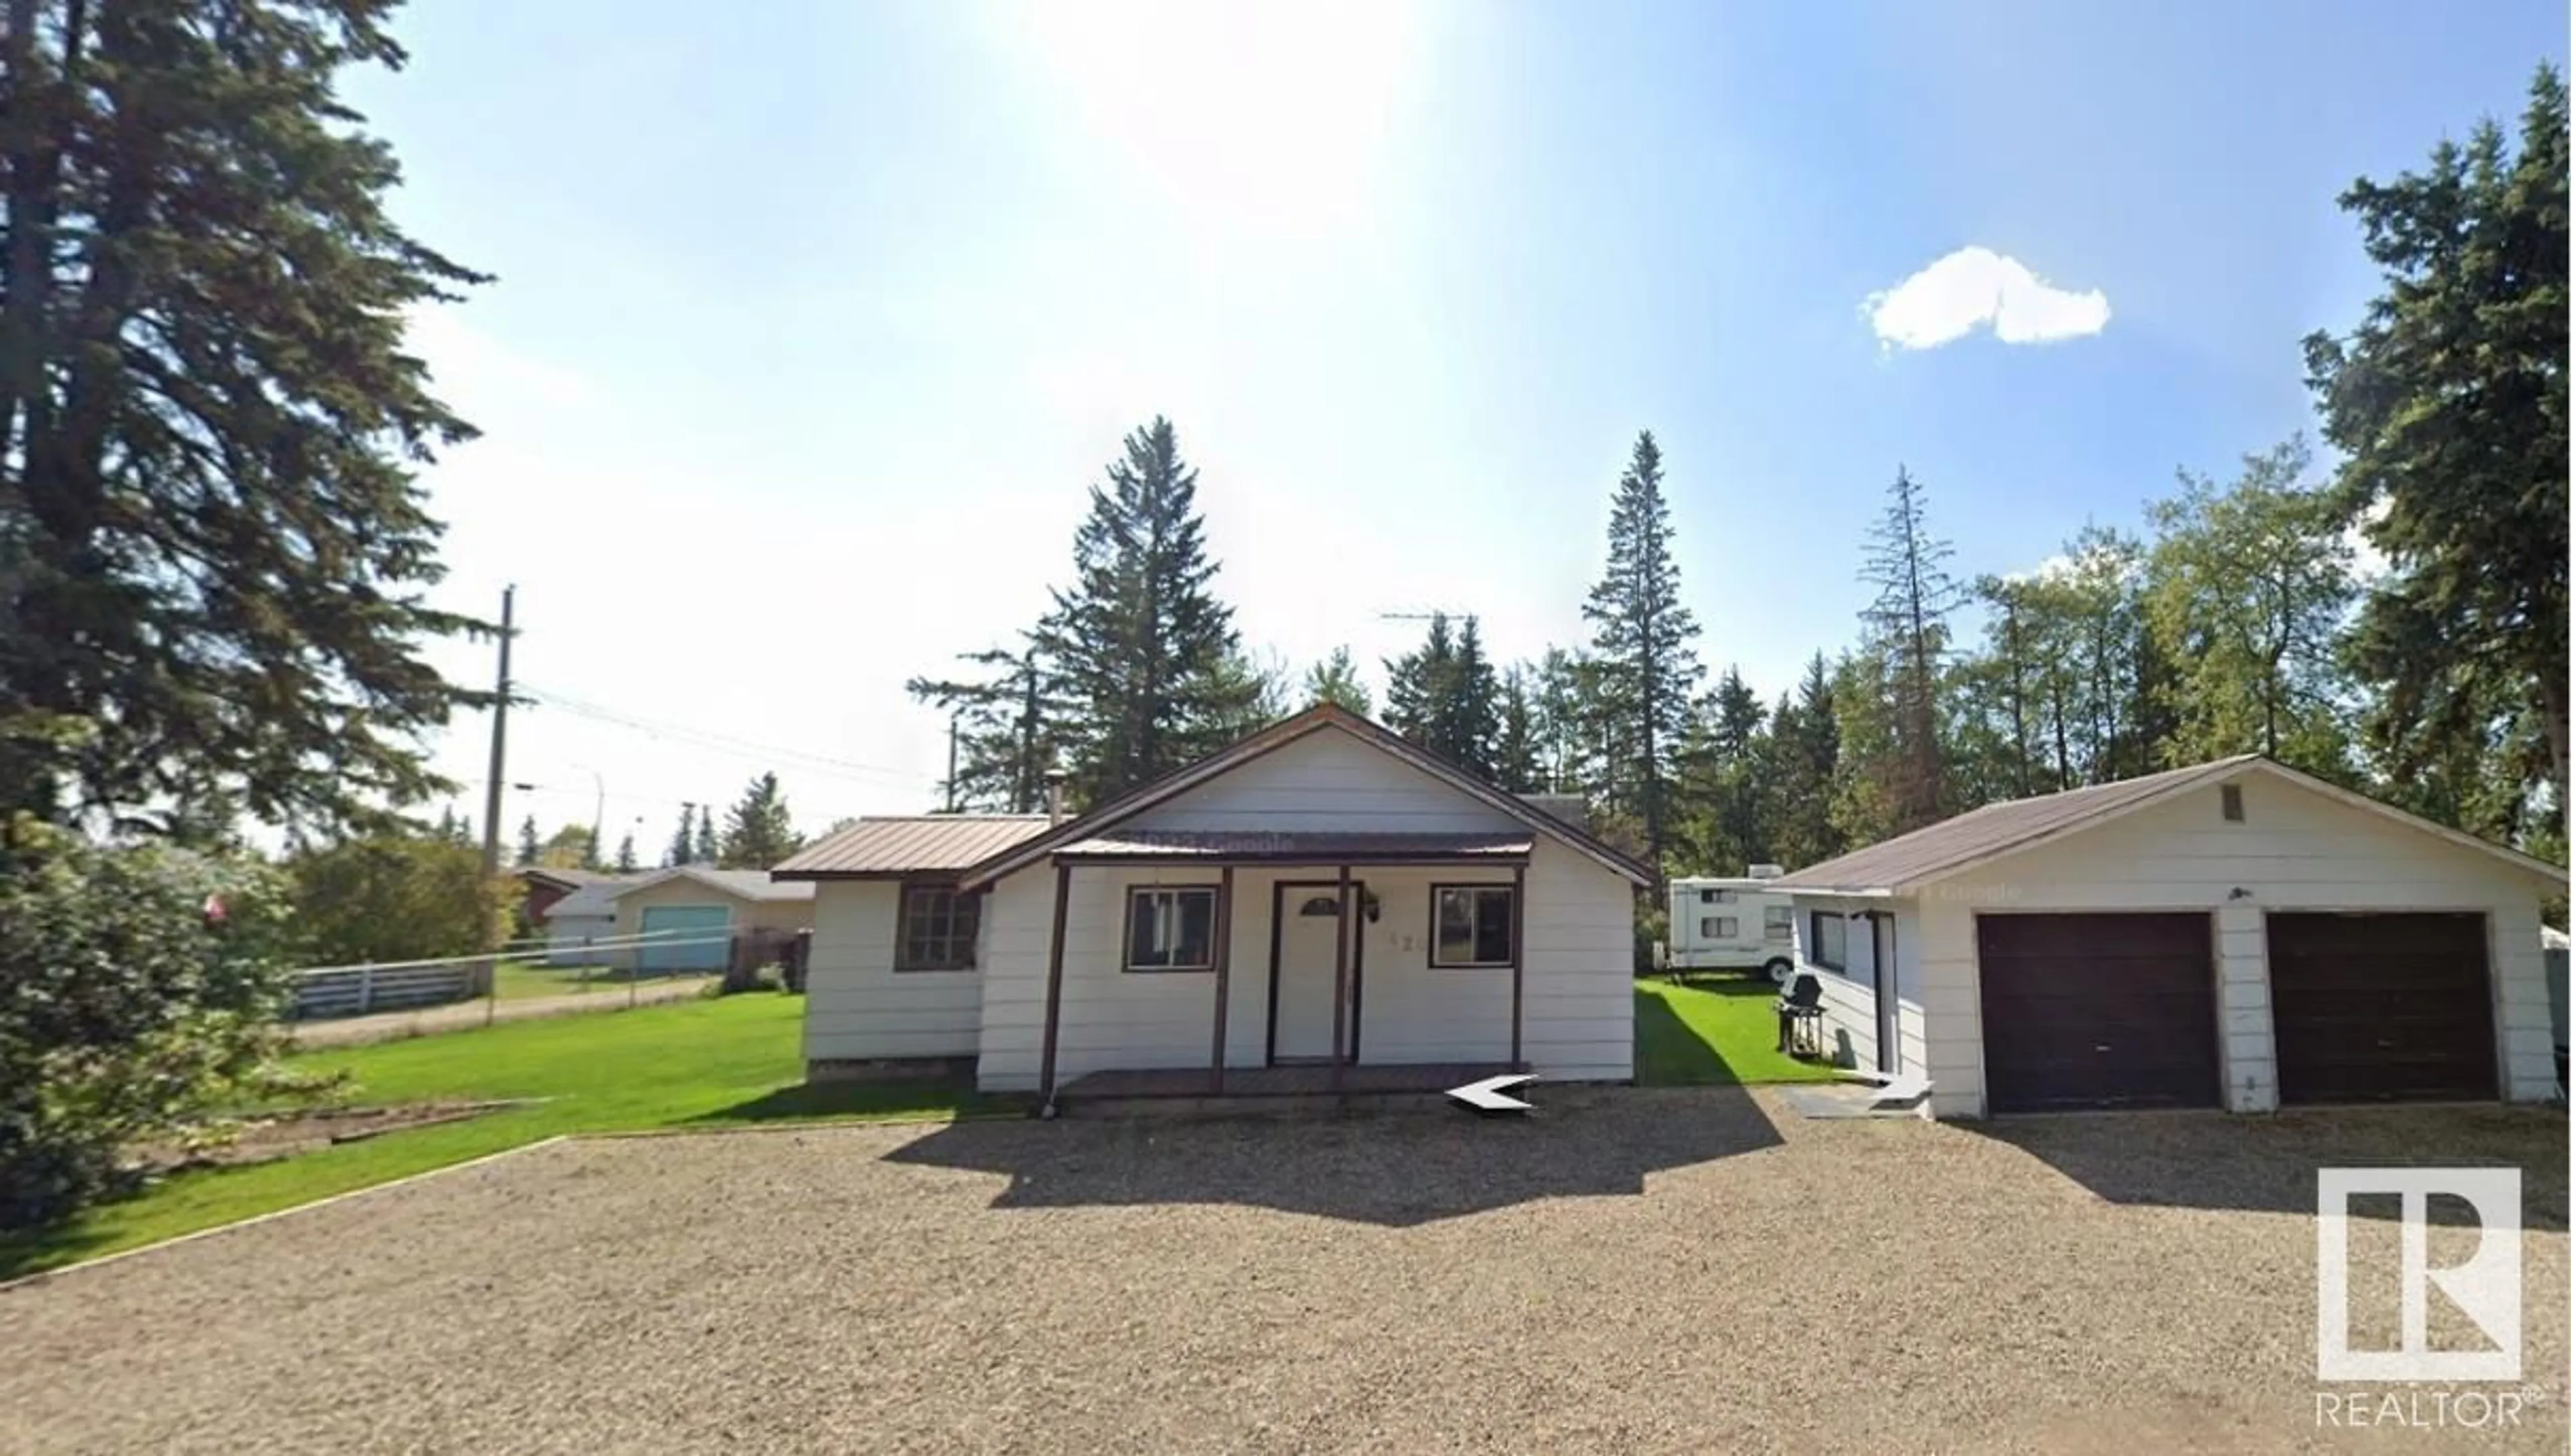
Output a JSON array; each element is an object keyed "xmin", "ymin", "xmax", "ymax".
[{"xmin": 1272, "ymin": 883, "xmax": 1361, "ymax": 1062}]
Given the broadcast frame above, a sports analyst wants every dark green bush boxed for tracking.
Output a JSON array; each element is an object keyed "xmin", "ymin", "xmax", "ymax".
[{"xmin": 0, "ymin": 817, "xmax": 295, "ymax": 1228}]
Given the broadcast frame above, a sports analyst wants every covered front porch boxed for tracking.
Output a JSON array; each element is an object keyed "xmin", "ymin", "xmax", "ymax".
[{"xmin": 1027, "ymin": 830, "xmax": 1536, "ymax": 1108}]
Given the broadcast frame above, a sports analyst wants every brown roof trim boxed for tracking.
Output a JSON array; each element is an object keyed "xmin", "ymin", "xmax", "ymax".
[{"xmin": 954, "ymin": 704, "xmax": 1653, "ymax": 891}]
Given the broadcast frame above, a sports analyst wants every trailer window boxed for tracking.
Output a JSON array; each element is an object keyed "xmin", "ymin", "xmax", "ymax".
[
  {"xmin": 1697, "ymin": 887, "xmax": 1735, "ymax": 904},
  {"xmin": 1763, "ymin": 905, "xmax": 1794, "ymax": 939},
  {"xmin": 1700, "ymin": 916, "xmax": 1739, "ymax": 940}
]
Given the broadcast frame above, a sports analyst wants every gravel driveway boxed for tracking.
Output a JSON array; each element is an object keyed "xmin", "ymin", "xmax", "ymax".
[{"xmin": 3, "ymin": 1089, "xmax": 2563, "ymax": 1455}]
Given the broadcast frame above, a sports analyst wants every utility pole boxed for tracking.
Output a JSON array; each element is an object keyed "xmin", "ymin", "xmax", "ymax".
[
  {"xmin": 478, "ymin": 584, "xmax": 516, "ymax": 878},
  {"xmin": 943, "ymin": 712, "xmax": 961, "ymax": 813},
  {"xmin": 479, "ymin": 584, "xmax": 515, "ymax": 1028}
]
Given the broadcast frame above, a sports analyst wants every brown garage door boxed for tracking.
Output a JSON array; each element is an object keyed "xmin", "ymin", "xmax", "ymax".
[
  {"xmin": 2268, "ymin": 912, "xmax": 2497, "ymax": 1105},
  {"xmin": 1978, "ymin": 913, "xmax": 2219, "ymax": 1114}
]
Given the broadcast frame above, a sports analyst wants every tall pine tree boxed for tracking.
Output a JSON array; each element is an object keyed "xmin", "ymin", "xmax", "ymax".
[
  {"xmin": 1034, "ymin": 418, "xmax": 1257, "ymax": 807},
  {"xmin": 2306, "ymin": 62, "xmax": 2568, "ymax": 817},
  {"xmin": 1382, "ymin": 613, "xmax": 1500, "ymax": 777},
  {"xmin": 1582, "ymin": 431, "xmax": 1702, "ymax": 875},
  {"xmin": 1303, "ymin": 646, "xmax": 1373, "ymax": 716},
  {"xmin": 1855, "ymin": 466, "xmax": 1961, "ymax": 833},
  {"xmin": 718, "ymin": 772, "xmax": 802, "ymax": 869},
  {"xmin": 0, "ymin": 0, "xmax": 491, "ymax": 838},
  {"xmin": 908, "ymin": 639, "xmax": 1061, "ymax": 813}
]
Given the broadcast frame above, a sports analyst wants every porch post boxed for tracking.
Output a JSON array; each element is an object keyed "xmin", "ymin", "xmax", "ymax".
[
  {"xmin": 1209, "ymin": 865, "xmax": 1235, "ymax": 1093},
  {"xmin": 1037, "ymin": 861, "xmax": 1072, "ymax": 1107},
  {"xmin": 1509, "ymin": 860, "xmax": 1527, "ymax": 1070},
  {"xmin": 1330, "ymin": 862, "xmax": 1352, "ymax": 1093}
]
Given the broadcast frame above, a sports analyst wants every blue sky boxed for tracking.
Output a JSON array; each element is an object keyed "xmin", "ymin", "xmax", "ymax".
[{"xmin": 349, "ymin": 0, "xmax": 2565, "ymax": 852}]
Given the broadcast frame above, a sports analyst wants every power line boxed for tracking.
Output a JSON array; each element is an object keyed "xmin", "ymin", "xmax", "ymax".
[{"xmin": 514, "ymin": 681, "xmax": 935, "ymax": 785}]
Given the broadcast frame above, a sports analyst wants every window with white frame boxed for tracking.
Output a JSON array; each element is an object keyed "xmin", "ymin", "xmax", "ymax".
[
  {"xmin": 1763, "ymin": 904, "xmax": 1794, "ymax": 939},
  {"xmin": 1432, "ymin": 884, "xmax": 1516, "ymax": 967},
  {"xmin": 1699, "ymin": 916, "xmax": 1739, "ymax": 939},
  {"xmin": 1697, "ymin": 887, "xmax": 1735, "ymax": 904},
  {"xmin": 1124, "ymin": 886, "xmax": 1219, "ymax": 971}
]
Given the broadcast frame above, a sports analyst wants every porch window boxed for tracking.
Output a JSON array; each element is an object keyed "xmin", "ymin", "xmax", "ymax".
[
  {"xmin": 1431, "ymin": 884, "xmax": 1515, "ymax": 968},
  {"xmin": 1808, "ymin": 910, "xmax": 1847, "ymax": 972},
  {"xmin": 1125, "ymin": 886, "xmax": 1219, "ymax": 972},
  {"xmin": 897, "ymin": 884, "xmax": 979, "ymax": 971}
]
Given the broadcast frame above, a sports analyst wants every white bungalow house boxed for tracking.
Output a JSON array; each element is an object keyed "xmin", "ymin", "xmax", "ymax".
[
  {"xmin": 772, "ymin": 704, "xmax": 1650, "ymax": 1105},
  {"xmin": 1768, "ymin": 754, "xmax": 2564, "ymax": 1119}
]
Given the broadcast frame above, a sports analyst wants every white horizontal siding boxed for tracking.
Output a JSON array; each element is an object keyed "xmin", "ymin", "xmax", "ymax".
[
  {"xmin": 1911, "ymin": 773, "xmax": 2557, "ymax": 1117},
  {"xmin": 1785, "ymin": 894, "xmax": 1925, "ymax": 1081},
  {"xmin": 1122, "ymin": 726, "xmax": 1526, "ymax": 835},
  {"xmin": 974, "ymin": 841, "xmax": 1636, "ymax": 1092},
  {"xmin": 802, "ymin": 884, "xmax": 982, "ymax": 1063}
]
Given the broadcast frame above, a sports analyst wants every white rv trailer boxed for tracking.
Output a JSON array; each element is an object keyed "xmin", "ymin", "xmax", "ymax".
[{"xmin": 1666, "ymin": 866, "xmax": 1796, "ymax": 981}]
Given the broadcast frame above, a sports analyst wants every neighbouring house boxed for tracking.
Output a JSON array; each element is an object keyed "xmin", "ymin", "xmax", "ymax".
[
  {"xmin": 772, "ymin": 704, "xmax": 1650, "ymax": 1103},
  {"xmin": 517, "ymin": 865, "xmax": 607, "ymax": 926},
  {"xmin": 612, "ymin": 866, "xmax": 817, "ymax": 975},
  {"xmin": 1769, "ymin": 755, "xmax": 2565, "ymax": 1119},
  {"xmin": 538, "ymin": 874, "xmax": 647, "ymax": 966}
]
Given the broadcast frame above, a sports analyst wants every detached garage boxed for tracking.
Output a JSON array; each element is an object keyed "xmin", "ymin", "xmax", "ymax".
[
  {"xmin": 609, "ymin": 867, "xmax": 817, "ymax": 975},
  {"xmin": 1772, "ymin": 755, "xmax": 2563, "ymax": 1118}
]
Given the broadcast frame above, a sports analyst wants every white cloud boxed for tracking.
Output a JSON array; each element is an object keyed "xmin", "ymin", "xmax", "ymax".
[{"xmin": 1865, "ymin": 246, "xmax": 2111, "ymax": 352}]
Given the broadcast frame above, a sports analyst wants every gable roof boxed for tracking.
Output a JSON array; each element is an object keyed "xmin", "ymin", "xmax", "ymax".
[
  {"xmin": 1770, "ymin": 754, "xmax": 2564, "ymax": 896},
  {"xmin": 955, "ymin": 704, "xmax": 1652, "ymax": 890},
  {"xmin": 773, "ymin": 815, "xmax": 1054, "ymax": 880},
  {"xmin": 611, "ymin": 865, "xmax": 817, "ymax": 904},
  {"xmin": 518, "ymin": 865, "xmax": 611, "ymax": 892},
  {"xmin": 544, "ymin": 874, "xmax": 650, "ymax": 921}
]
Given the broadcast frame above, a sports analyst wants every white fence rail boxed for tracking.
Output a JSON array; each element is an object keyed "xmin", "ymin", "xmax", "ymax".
[
  {"xmin": 285, "ymin": 931, "xmax": 761, "ymax": 1021},
  {"xmin": 291, "ymin": 961, "xmax": 488, "ymax": 1020}
]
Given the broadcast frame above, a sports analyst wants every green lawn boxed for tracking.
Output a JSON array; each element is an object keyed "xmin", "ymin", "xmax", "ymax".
[
  {"xmin": 1634, "ymin": 977, "xmax": 1845, "ymax": 1086},
  {"xmin": 0, "ymin": 993, "xmax": 1016, "ymax": 1281},
  {"xmin": 489, "ymin": 957, "xmax": 605, "ymax": 999}
]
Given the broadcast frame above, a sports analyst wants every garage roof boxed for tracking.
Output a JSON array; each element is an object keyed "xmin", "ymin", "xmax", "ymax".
[
  {"xmin": 614, "ymin": 866, "xmax": 817, "ymax": 902},
  {"xmin": 1768, "ymin": 754, "xmax": 2564, "ymax": 896},
  {"xmin": 771, "ymin": 815, "xmax": 1055, "ymax": 879}
]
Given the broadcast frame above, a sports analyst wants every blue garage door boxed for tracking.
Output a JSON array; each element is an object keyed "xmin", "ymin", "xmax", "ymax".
[{"xmin": 639, "ymin": 904, "xmax": 732, "ymax": 974}]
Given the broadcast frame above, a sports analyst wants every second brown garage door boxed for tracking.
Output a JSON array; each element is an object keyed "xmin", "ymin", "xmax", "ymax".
[
  {"xmin": 1978, "ymin": 913, "xmax": 2219, "ymax": 1113},
  {"xmin": 2268, "ymin": 912, "xmax": 2497, "ymax": 1105}
]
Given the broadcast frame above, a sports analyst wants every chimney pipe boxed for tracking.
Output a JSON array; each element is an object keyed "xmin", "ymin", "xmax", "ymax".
[{"xmin": 1045, "ymin": 770, "xmax": 1067, "ymax": 826}]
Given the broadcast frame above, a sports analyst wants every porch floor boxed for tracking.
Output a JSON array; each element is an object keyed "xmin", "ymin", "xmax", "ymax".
[{"xmin": 1059, "ymin": 1062, "xmax": 1522, "ymax": 1099}]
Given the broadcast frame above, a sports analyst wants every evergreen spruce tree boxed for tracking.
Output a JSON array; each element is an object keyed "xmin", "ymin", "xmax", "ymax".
[
  {"xmin": 0, "ymin": 0, "xmax": 491, "ymax": 838},
  {"xmin": 515, "ymin": 815, "xmax": 540, "ymax": 868},
  {"xmin": 2307, "ymin": 63, "xmax": 2568, "ymax": 815},
  {"xmin": 907, "ymin": 638, "xmax": 1062, "ymax": 813},
  {"xmin": 717, "ymin": 772, "xmax": 802, "ymax": 869},
  {"xmin": 1382, "ymin": 613, "xmax": 1499, "ymax": 776},
  {"xmin": 1581, "ymin": 430, "xmax": 1703, "ymax": 875},
  {"xmin": 665, "ymin": 809, "xmax": 696, "ymax": 869},
  {"xmin": 692, "ymin": 806, "xmax": 718, "ymax": 864},
  {"xmin": 615, "ymin": 832, "xmax": 638, "ymax": 874},
  {"xmin": 1303, "ymin": 647, "xmax": 1373, "ymax": 716},
  {"xmin": 1856, "ymin": 466, "xmax": 1962, "ymax": 833},
  {"xmin": 1768, "ymin": 653, "xmax": 1843, "ymax": 870},
  {"xmin": 1494, "ymin": 668, "xmax": 1542, "ymax": 793},
  {"xmin": 1033, "ymin": 418, "xmax": 1257, "ymax": 807}
]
